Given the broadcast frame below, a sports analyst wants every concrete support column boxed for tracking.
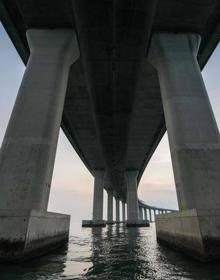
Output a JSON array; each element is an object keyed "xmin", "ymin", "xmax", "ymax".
[
  {"xmin": 126, "ymin": 171, "xmax": 139, "ymax": 222},
  {"xmin": 144, "ymin": 208, "xmax": 147, "ymax": 220},
  {"xmin": 0, "ymin": 29, "xmax": 79, "ymax": 211},
  {"xmin": 115, "ymin": 197, "xmax": 120, "ymax": 223},
  {"xmin": 149, "ymin": 209, "xmax": 152, "ymax": 222},
  {"xmin": 148, "ymin": 33, "xmax": 220, "ymax": 211},
  {"xmin": 107, "ymin": 190, "xmax": 114, "ymax": 224},
  {"xmin": 126, "ymin": 171, "xmax": 149, "ymax": 227},
  {"xmin": 0, "ymin": 29, "xmax": 79, "ymax": 261},
  {"xmin": 92, "ymin": 171, "xmax": 105, "ymax": 222},
  {"xmin": 139, "ymin": 207, "xmax": 143, "ymax": 220},
  {"xmin": 148, "ymin": 32, "xmax": 220, "ymax": 260},
  {"xmin": 122, "ymin": 202, "xmax": 126, "ymax": 222}
]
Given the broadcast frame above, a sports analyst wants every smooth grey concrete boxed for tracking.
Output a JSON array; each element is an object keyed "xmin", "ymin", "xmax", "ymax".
[
  {"xmin": 82, "ymin": 171, "xmax": 106, "ymax": 227},
  {"xmin": 139, "ymin": 207, "xmax": 144, "ymax": 220},
  {"xmin": 82, "ymin": 220, "xmax": 106, "ymax": 227},
  {"xmin": 1, "ymin": 1, "xmax": 219, "ymax": 262},
  {"xmin": 0, "ymin": 29, "xmax": 78, "ymax": 261},
  {"xmin": 126, "ymin": 171, "xmax": 149, "ymax": 227},
  {"xmin": 115, "ymin": 197, "xmax": 120, "ymax": 223},
  {"xmin": 0, "ymin": 210, "xmax": 70, "ymax": 262},
  {"xmin": 126, "ymin": 171, "xmax": 139, "ymax": 225},
  {"xmin": 144, "ymin": 208, "xmax": 147, "ymax": 220},
  {"xmin": 122, "ymin": 202, "xmax": 126, "ymax": 222},
  {"xmin": 2, "ymin": 3, "xmax": 219, "ymax": 201},
  {"xmin": 0, "ymin": 29, "xmax": 79, "ymax": 211},
  {"xmin": 156, "ymin": 209, "xmax": 220, "ymax": 261},
  {"xmin": 93, "ymin": 171, "xmax": 105, "ymax": 221},
  {"xmin": 149, "ymin": 209, "xmax": 152, "ymax": 222},
  {"xmin": 149, "ymin": 32, "xmax": 220, "ymax": 211},
  {"xmin": 149, "ymin": 32, "xmax": 220, "ymax": 261},
  {"xmin": 107, "ymin": 190, "xmax": 114, "ymax": 224}
]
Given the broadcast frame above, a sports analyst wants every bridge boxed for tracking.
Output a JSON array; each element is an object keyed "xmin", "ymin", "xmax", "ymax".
[
  {"xmin": 138, "ymin": 200, "xmax": 176, "ymax": 222},
  {"xmin": 0, "ymin": 0, "xmax": 220, "ymax": 262}
]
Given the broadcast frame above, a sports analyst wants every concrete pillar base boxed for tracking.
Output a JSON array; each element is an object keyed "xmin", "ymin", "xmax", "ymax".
[
  {"xmin": 156, "ymin": 209, "xmax": 220, "ymax": 261},
  {"xmin": 126, "ymin": 220, "xmax": 150, "ymax": 227},
  {"xmin": 82, "ymin": 220, "xmax": 106, "ymax": 227},
  {"xmin": 106, "ymin": 221, "xmax": 115, "ymax": 225},
  {"xmin": 0, "ymin": 210, "xmax": 70, "ymax": 262}
]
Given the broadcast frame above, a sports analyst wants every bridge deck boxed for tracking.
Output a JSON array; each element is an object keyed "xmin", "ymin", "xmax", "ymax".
[{"xmin": 1, "ymin": 0, "xmax": 220, "ymax": 200}]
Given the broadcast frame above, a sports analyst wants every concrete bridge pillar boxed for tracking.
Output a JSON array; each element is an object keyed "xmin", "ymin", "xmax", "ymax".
[
  {"xmin": 107, "ymin": 190, "xmax": 114, "ymax": 224},
  {"xmin": 154, "ymin": 210, "xmax": 156, "ymax": 222},
  {"xmin": 122, "ymin": 202, "xmax": 126, "ymax": 222},
  {"xmin": 144, "ymin": 208, "xmax": 147, "ymax": 220},
  {"xmin": 92, "ymin": 171, "xmax": 105, "ymax": 223},
  {"xmin": 115, "ymin": 197, "xmax": 120, "ymax": 223},
  {"xmin": 139, "ymin": 207, "xmax": 143, "ymax": 220},
  {"xmin": 0, "ymin": 29, "xmax": 79, "ymax": 261},
  {"xmin": 126, "ymin": 171, "xmax": 139, "ymax": 224},
  {"xmin": 126, "ymin": 171, "xmax": 149, "ymax": 227},
  {"xmin": 149, "ymin": 32, "xmax": 220, "ymax": 261},
  {"xmin": 83, "ymin": 170, "xmax": 106, "ymax": 227},
  {"xmin": 149, "ymin": 209, "xmax": 152, "ymax": 223}
]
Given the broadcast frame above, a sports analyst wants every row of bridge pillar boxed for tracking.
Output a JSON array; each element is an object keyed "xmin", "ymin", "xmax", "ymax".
[
  {"xmin": 83, "ymin": 170, "xmax": 172, "ymax": 227},
  {"xmin": 0, "ymin": 28, "xmax": 219, "ymax": 261},
  {"xmin": 83, "ymin": 170, "xmax": 150, "ymax": 227},
  {"xmin": 138, "ymin": 207, "xmax": 171, "ymax": 223}
]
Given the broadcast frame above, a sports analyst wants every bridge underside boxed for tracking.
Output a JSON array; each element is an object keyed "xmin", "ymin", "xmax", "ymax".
[
  {"xmin": 1, "ymin": 0, "xmax": 220, "ymax": 200},
  {"xmin": 1, "ymin": 0, "xmax": 220, "ymax": 262}
]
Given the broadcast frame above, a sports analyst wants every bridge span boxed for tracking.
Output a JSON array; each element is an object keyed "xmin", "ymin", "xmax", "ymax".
[{"xmin": 0, "ymin": 0, "xmax": 220, "ymax": 262}]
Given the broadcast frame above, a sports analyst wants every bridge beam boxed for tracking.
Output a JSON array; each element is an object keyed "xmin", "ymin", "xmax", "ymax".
[
  {"xmin": 0, "ymin": 29, "xmax": 79, "ymax": 261},
  {"xmin": 149, "ymin": 32, "xmax": 220, "ymax": 261},
  {"xmin": 126, "ymin": 171, "xmax": 149, "ymax": 227}
]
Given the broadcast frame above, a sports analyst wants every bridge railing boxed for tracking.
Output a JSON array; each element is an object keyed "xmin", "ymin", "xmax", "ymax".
[{"xmin": 138, "ymin": 199, "xmax": 177, "ymax": 222}]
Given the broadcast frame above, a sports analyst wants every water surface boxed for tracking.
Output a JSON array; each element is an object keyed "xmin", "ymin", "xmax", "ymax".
[{"xmin": 1, "ymin": 223, "xmax": 220, "ymax": 280}]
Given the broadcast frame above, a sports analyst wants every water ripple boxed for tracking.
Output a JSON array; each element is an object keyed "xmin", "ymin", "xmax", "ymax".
[{"xmin": 0, "ymin": 223, "xmax": 220, "ymax": 279}]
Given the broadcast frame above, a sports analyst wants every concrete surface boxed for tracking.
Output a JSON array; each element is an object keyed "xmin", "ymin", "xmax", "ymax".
[
  {"xmin": 122, "ymin": 202, "xmax": 126, "ymax": 222},
  {"xmin": 92, "ymin": 171, "xmax": 105, "ymax": 221},
  {"xmin": 82, "ymin": 220, "xmax": 106, "ymax": 228},
  {"xmin": 0, "ymin": 29, "xmax": 78, "ymax": 262},
  {"xmin": 107, "ymin": 190, "xmax": 114, "ymax": 224},
  {"xmin": 1, "ymin": 1, "xmax": 220, "ymax": 262},
  {"xmin": 139, "ymin": 207, "xmax": 144, "ymax": 220},
  {"xmin": 126, "ymin": 171, "xmax": 139, "ymax": 222},
  {"xmin": 0, "ymin": 210, "xmax": 70, "ymax": 262},
  {"xmin": 115, "ymin": 198, "xmax": 120, "ymax": 223},
  {"xmin": 1, "ymin": 1, "xmax": 219, "ymax": 201},
  {"xmin": 156, "ymin": 209, "xmax": 220, "ymax": 261},
  {"xmin": 126, "ymin": 220, "xmax": 150, "ymax": 227},
  {"xmin": 0, "ymin": 29, "xmax": 79, "ymax": 211},
  {"xmin": 148, "ymin": 33, "xmax": 220, "ymax": 211}
]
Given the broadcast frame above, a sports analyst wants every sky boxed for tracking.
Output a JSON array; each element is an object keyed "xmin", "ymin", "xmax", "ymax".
[{"xmin": 0, "ymin": 23, "xmax": 220, "ymax": 222}]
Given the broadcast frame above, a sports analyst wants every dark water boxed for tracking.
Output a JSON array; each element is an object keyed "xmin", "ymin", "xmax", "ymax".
[{"xmin": 1, "ymin": 223, "xmax": 220, "ymax": 280}]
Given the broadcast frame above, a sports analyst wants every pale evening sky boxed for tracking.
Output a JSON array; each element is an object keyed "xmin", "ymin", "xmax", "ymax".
[{"xmin": 0, "ymin": 23, "xmax": 220, "ymax": 222}]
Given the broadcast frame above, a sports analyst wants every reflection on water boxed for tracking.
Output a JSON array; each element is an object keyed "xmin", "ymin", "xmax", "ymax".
[{"xmin": 0, "ymin": 223, "xmax": 220, "ymax": 279}]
